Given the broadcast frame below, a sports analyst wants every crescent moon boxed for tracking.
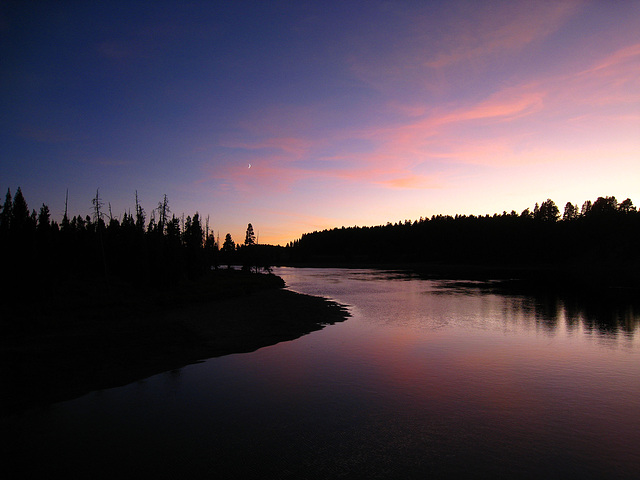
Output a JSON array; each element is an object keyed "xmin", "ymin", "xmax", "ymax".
[{"xmin": 248, "ymin": 164, "xmax": 251, "ymax": 169}]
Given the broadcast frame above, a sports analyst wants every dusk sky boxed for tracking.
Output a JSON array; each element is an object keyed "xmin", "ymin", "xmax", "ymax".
[{"xmin": 2, "ymin": 1, "xmax": 639, "ymax": 245}]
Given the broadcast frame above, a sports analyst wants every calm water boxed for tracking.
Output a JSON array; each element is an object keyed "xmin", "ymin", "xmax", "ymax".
[{"xmin": 4, "ymin": 268, "xmax": 640, "ymax": 479}]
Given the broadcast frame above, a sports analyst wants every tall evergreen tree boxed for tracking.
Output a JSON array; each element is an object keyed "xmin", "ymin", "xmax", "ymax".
[
  {"xmin": 222, "ymin": 233, "xmax": 235, "ymax": 253},
  {"xmin": 619, "ymin": 198, "xmax": 636, "ymax": 214},
  {"xmin": 535, "ymin": 199, "xmax": 559, "ymax": 222},
  {"xmin": 166, "ymin": 214, "xmax": 181, "ymax": 241},
  {"xmin": 0, "ymin": 188, "xmax": 12, "ymax": 231},
  {"xmin": 11, "ymin": 187, "xmax": 29, "ymax": 231},
  {"xmin": 157, "ymin": 194, "xmax": 170, "ymax": 234},
  {"xmin": 184, "ymin": 213, "xmax": 203, "ymax": 249},
  {"xmin": 244, "ymin": 223, "xmax": 256, "ymax": 246},
  {"xmin": 37, "ymin": 204, "xmax": 51, "ymax": 232},
  {"xmin": 563, "ymin": 202, "xmax": 578, "ymax": 221},
  {"xmin": 135, "ymin": 190, "xmax": 146, "ymax": 232},
  {"xmin": 61, "ymin": 189, "xmax": 70, "ymax": 231},
  {"xmin": 590, "ymin": 196, "xmax": 618, "ymax": 216},
  {"xmin": 147, "ymin": 214, "xmax": 157, "ymax": 234}
]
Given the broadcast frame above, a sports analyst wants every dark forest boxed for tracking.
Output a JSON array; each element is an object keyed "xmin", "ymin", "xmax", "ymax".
[
  {"xmin": 0, "ymin": 188, "xmax": 278, "ymax": 331},
  {"xmin": 2, "ymin": 189, "xmax": 638, "ymax": 306},
  {"xmin": 285, "ymin": 196, "xmax": 640, "ymax": 289}
]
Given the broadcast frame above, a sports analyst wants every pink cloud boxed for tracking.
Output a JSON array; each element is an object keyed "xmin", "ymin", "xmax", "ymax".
[
  {"xmin": 201, "ymin": 32, "xmax": 638, "ymax": 197},
  {"xmin": 348, "ymin": 84, "xmax": 547, "ymax": 173},
  {"xmin": 386, "ymin": 102, "xmax": 428, "ymax": 118},
  {"xmin": 440, "ymin": 89, "xmax": 546, "ymax": 124},
  {"xmin": 207, "ymin": 85, "xmax": 547, "ymax": 192},
  {"xmin": 364, "ymin": 83, "xmax": 546, "ymax": 143},
  {"xmin": 347, "ymin": 0, "xmax": 583, "ymax": 95},
  {"xmin": 200, "ymin": 144, "xmax": 342, "ymax": 196},
  {"xmin": 218, "ymin": 136, "xmax": 314, "ymax": 158},
  {"xmin": 355, "ymin": 36, "xmax": 639, "ymax": 173},
  {"xmin": 424, "ymin": 1, "xmax": 583, "ymax": 69},
  {"xmin": 378, "ymin": 175, "xmax": 443, "ymax": 190},
  {"xmin": 567, "ymin": 43, "xmax": 640, "ymax": 108},
  {"xmin": 578, "ymin": 43, "xmax": 640, "ymax": 77}
]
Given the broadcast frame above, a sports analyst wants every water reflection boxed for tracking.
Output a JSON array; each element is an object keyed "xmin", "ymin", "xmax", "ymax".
[
  {"xmin": 6, "ymin": 267, "xmax": 640, "ymax": 479},
  {"xmin": 272, "ymin": 268, "xmax": 640, "ymax": 478},
  {"xmin": 426, "ymin": 276, "xmax": 640, "ymax": 338}
]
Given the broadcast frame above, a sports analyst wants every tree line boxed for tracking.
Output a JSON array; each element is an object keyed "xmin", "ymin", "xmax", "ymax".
[
  {"xmin": 3, "ymin": 189, "xmax": 638, "ymax": 292},
  {"xmin": 285, "ymin": 196, "xmax": 640, "ymax": 277},
  {"xmin": 0, "ymin": 188, "xmax": 272, "ymax": 301}
]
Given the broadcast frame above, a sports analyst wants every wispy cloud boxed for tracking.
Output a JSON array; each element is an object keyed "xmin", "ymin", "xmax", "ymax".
[
  {"xmin": 200, "ymin": 11, "xmax": 638, "ymax": 200},
  {"xmin": 378, "ymin": 175, "xmax": 443, "ymax": 190},
  {"xmin": 351, "ymin": 36, "xmax": 639, "ymax": 175},
  {"xmin": 347, "ymin": 0, "xmax": 584, "ymax": 93},
  {"xmin": 440, "ymin": 88, "xmax": 546, "ymax": 125},
  {"xmin": 578, "ymin": 43, "xmax": 640, "ymax": 77},
  {"xmin": 424, "ymin": 1, "xmax": 583, "ymax": 69},
  {"xmin": 218, "ymin": 136, "xmax": 314, "ymax": 159},
  {"xmin": 201, "ymin": 82, "xmax": 548, "ymax": 193},
  {"xmin": 570, "ymin": 43, "xmax": 640, "ymax": 107}
]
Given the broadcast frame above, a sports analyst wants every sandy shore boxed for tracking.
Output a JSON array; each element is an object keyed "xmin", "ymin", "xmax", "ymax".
[{"xmin": 0, "ymin": 285, "xmax": 349, "ymax": 416}]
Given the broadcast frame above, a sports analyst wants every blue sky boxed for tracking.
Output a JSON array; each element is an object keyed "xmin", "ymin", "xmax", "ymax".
[{"xmin": 2, "ymin": 1, "xmax": 639, "ymax": 244}]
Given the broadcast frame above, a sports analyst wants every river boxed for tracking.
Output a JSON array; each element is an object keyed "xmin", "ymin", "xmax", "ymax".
[{"xmin": 4, "ymin": 267, "xmax": 640, "ymax": 478}]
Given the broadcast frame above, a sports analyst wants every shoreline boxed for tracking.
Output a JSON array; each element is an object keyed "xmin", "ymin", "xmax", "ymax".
[
  {"xmin": 280, "ymin": 261, "xmax": 640, "ymax": 292},
  {"xmin": 1, "ymin": 284, "xmax": 350, "ymax": 416}
]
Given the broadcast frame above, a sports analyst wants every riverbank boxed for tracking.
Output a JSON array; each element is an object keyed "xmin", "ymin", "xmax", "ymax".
[{"xmin": 0, "ymin": 271, "xmax": 350, "ymax": 416}]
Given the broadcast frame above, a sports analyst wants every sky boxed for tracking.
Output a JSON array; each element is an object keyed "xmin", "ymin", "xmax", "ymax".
[{"xmin": 1, "ymin": 1, "xmax": 639, "ymax": 245}]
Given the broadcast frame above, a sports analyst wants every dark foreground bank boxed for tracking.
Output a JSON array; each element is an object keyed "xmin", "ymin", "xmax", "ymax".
[{"xmin": 0, "ymin": 271, "xmax": 349, "ymax": 415}]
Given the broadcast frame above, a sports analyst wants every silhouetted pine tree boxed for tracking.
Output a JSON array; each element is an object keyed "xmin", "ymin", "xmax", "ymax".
[
  {"xmin": 244, "ymin": 223, "xmax": 256, "ymax": 246},
  {"xmin": 135, "ymin": 190, "xmax": 146, "ymax": 232},
  {"xmin": 12, "ymin": 187, "xmax": 30, "ymax": 232},
  {"xmin": 0, "ymin": 188, "xmax": 12, "ymax": 231}
]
